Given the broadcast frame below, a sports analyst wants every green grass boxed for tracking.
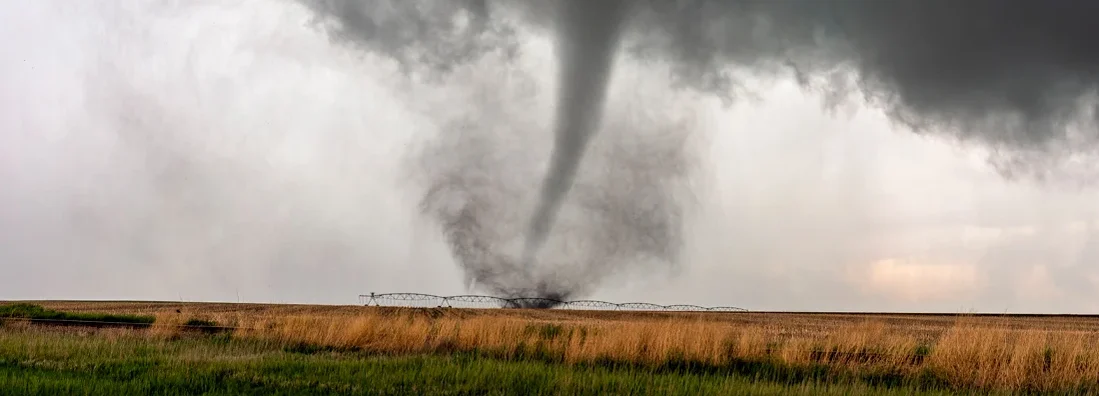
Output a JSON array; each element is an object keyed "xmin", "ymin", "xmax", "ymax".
[
  {"xmin": 181, "ymin": 318, "xmax": 229, "ymax": 334},
  {"xmin": 0, "ymin": 328, "xmax": 984, "ymax": 396},
  {"xmin": 183, "ymin": 319, "xmax": 218, "ymax": 327},
  {"xmin": 0, "ymin": 304, "xmax": 154, "ymax": 326}
]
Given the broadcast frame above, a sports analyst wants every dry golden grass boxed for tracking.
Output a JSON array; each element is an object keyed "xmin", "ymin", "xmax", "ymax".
[{"xmin": 21, "ymin": 301, "xmax": 1099, "ymax": 392}]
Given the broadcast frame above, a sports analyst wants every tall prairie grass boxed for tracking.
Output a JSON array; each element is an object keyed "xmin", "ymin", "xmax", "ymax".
[
  {"xmin": 22, "ymin": 302, "xmax": 1099, "ymax": 392},
  {"xmin": 0, "ymin": 328, "xmax": 950, "ymax": 395}
]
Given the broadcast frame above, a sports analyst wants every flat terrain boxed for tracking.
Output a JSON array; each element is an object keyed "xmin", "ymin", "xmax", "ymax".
[
  {"xmin": 4, "ymin": 300, "xmax": 1099, "ymax": 394},
  {"xmin": 29, "ymin": 300, "xmax": 1099, "ymax": 344}
]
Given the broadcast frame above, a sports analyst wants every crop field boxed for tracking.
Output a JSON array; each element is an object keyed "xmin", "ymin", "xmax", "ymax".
[{"xmin": 4, "ymin": 301, "xmax": 1099, "ymax": 394}]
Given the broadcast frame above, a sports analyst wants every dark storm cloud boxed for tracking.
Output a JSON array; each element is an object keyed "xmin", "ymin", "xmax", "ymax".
[
  {"xmin": 302, "ymin": 0, "xmax": 1099, "ymax": 157},
  {"xmin": 298, "ymin": 0, "xmax": 520, "ymax": 77},
  {"xmin": 626, "ymin": 0, "xmax": 1099, "ymax": 180}
]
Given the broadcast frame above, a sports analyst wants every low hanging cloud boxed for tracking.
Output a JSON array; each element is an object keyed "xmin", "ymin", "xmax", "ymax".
[
  {"xmin": 304, "ymin": 0, "xmax": 1099, "ymax": 180},
  {"xmin": 627, "ymin": 0, "xmax": 1099, "ymax": 183}
]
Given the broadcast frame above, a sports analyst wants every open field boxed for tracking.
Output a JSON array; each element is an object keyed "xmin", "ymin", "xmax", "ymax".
[
  {"xmin": 4, "ymin": 301, "xmax": 1099, "ymax": 394},
  {"xmin": 0, "ymin": 327, "xmax": 960, "ymax": 396}
]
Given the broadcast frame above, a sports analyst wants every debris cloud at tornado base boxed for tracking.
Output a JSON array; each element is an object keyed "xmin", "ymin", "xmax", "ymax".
[
  {"xmin": 301, "ymin": 0, "xmax": 1099, "ymax": 302},
  {"xmin": 411, "ymin": 53, "xmax": 702, "ymax": 305}
]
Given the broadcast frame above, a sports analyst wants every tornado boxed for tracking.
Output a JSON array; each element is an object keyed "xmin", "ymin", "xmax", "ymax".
[
  {"xmin": 520, "ymin": 0, "xmax": 629, "ymax": 272},
  {"xmin": 300, "ymin": 0, "xmax": 1099, "ymax": 304}
]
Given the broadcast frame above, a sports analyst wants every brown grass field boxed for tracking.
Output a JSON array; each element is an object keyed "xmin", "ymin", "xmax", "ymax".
[{"xmin": 13, "ymin": 300, "xmax": 1099, "ymax": 392}]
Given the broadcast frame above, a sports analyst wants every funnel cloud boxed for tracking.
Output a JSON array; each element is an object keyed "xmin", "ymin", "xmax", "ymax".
[{"xmin": 521, "ymin": 0, "xmax": 628, "ymax": 278}]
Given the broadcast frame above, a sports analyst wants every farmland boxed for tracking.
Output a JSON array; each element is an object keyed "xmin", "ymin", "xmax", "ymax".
[{"xmin": 4, "ymin": 301, "xmax": 1099, "ymax": 394}]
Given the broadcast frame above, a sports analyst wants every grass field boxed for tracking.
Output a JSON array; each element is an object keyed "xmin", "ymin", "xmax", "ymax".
[
  {"xmin": 4, "ymin": 301, "xmax": 1099, "ymax": 394},
  {"xmin": 0, "ymin": 303, "xmax": 154, "ymax": 326}
]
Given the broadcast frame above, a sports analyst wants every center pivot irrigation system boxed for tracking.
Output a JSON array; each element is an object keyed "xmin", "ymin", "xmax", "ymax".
[{"xmin": 359, "ymin": 293, "xmax": 748, "ymax": 312}]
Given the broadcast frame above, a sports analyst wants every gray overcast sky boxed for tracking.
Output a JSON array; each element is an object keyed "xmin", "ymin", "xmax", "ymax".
[{"xmin": 2, "ymin": 1, "xmax": 1097, "ymax": 313}]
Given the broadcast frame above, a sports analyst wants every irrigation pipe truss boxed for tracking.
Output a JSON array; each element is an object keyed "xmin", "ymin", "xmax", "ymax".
[{"xmin": 359, "ymin": 293, "xmax": 748, "ymax": 312}]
